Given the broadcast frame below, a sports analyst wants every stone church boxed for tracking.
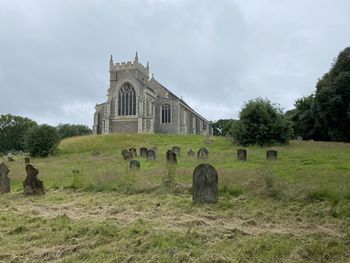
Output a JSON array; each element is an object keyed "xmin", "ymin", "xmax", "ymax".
[{"xmin": 93, "ymin": 53, "xmax": 212, "ymax": 135}]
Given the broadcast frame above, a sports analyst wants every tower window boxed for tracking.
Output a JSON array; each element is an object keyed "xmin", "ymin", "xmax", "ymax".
[
  {"xmin": 161, "ymin": 104, "xmax": 171, "ymax": 123},
  {"xmin": 118, "ymin": 83, "xmax": 136, "ymax": 116}
]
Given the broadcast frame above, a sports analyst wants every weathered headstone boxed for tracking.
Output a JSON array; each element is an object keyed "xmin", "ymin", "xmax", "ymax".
[
  {"xmin": 297, "ymin": 136, "xmax": 303, "ymax": 141},
  {"xmin": 24, "ymin": 157, "xmax": 30, "ymax": 164},
  {"xmin": 187, "ymin": 149, "xmax": 195, "ymax": 157},
  {"xmin": 121, "ymin": 149, "xmax": 132, "ymax": 161},
  {"xmin": 237, "ymin": 149, "xmax": 247, "ymax": 161},
  {"xmin": 172, "ymin": 146, "xmax": 181, "ymax": 156},
  {"xmin": 266, "ymin": 150, "xmax": 278, "ymax": 160},
  {"xmin": 150, "ymin": 147, "xmax": 158, "ymax": 154},
  {"xmin": 192, "ymin": 164, "xmax": 218, "ymax": 203},
  {"xmin": 166, "ymin": 150, "xmax": 177, "ymax": 164},
  {"xmin": 129, "ymin": 147, "xmax": 137, "ymax": 158},
  {"xmin": 140, "ymin": 147, "xmax": 148, "ymax": 158},
  {"xmin": 23, "ymin": 164, "xmax": 44, "ymax": 195},
  {"xmin": 129, "ymin": 160, "xmax": 140, "ymax": 170},
  {"xmin": 7, "ymin": 156, "xmax": 14, "ymax": 162},
  {"xmin": 0, "ymin": 163, "xmax": 10, "ymax": 193},
  {"xmin": 147, "ymin": 149, "xmax": 156, "ymax": 160},
  {"xmin": 197, "ymin": 147, "xmax": 209, "ymax": 160}
]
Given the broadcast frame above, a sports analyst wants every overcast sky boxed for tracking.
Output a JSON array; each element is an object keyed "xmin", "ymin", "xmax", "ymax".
[{"xmin": 0, "ymin": 0, "xmax": 349, "ymax": 126}]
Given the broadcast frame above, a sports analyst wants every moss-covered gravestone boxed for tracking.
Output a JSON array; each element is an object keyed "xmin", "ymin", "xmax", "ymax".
[
  {"xmin": 121, "ymin": 149, "xmax": 132, "ymax": 161},
  {"xmin": 166, "ymin": 150, "xmax": 177, "ymax": 164},
  {"xmin": 140, "ymin": 147, "xmax": 148, "ymax": 158},
  {"xmin": 0, "ymin": 163, "xmax": 10, "ymax": 193},
  {"xmin": 129, "ymin": 147, "xmax": 137, "ymax": 158},
  {"xmin": 266, "ymin": 150, "xmax": 278, "ymax": 160},
  {"xmin": 237, "ymin": 149, "xmax": 247, "ymax": 161},
  {"xmin": 147, "ymin": 149, "xmax": 156, "ymax": 160},
  {"xmin": 129, "ymin": 160, "xmax": 140, "ymax": 170},
  {"xmin": 193, "ymin": 164, "xmax": 218, "ymax": 203},
  {"xmin": 172, "ymin": 146, "xmax": 181, "ymax": 156},
  {"xmin": 23, "ymin": 164, "xmax": 44, "ymax": 195},
  {"xmin": 197, "ymin": 147, "xmax": 208, "ymax": 160}
]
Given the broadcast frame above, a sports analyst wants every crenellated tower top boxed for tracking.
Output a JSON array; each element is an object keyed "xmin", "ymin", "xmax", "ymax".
[{"xmin": 109, "ymin": 52, "xmax": 149, "ymax": 79}]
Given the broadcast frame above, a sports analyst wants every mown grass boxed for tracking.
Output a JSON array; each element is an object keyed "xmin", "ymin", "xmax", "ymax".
[{"xmin": 1, "ymin": 134, "xmax": 350, "ymax": 262}]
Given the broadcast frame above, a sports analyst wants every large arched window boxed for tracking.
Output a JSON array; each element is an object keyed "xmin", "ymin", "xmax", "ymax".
[
  {"xmin": 161, "ymin": 104, "xmax": 171, "ymax": 123},
  {"xmin": 118, "ymin": 83, "xmax": 136, "ymax": 116}
]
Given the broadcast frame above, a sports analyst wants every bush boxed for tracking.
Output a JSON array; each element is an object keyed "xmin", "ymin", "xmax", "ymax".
[
  {"xmin": 232, "ymin": 98, "xmax": 292, "ymax": 146},
  {"xmin": 57, "ymin": 123, "xmax": 92, "ymax": 139},
  {"xmin": 25, "ymin": 124, "xmax": 60, "ymax": 157}
]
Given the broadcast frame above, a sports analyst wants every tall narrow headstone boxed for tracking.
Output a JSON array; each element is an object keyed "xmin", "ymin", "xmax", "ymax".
[
  {"xmin": 193, "ymin": 164, "xmax": 218, "ymax": 203},
  {"xmin": 266, "ymin": 150, "xmax": 278, "ymax": 160},
  {"xmin": 166, "ymin": 150, "xmax": 177, "ymax": 164},
  {"xmin": 237, "ymin": 149, "xmax": 247, "ymax": 161},
  {"xmin": 140, "ymin": 147, "xmax": 148, "ymax": 158},
  {"xmin": 197, "ymin": 147, "xmax": 209, "ymax": 160},
  {"xmin": 121, "ymin": 149, "xmax": 132, "ymax": 161},
  {"xmin": 23, "ymin": 164, "xmax": 44, "ymax": 195},
  {"xmin": 24, "ymin": 157, "xmax": 30, "ymax": 164},
  {"xmin": 147, "ymin": 149, "xmax": 156, "ymax": 160},
  {"xmin": 129, "ymin": 147, "xmax": 137, "ymax": 158},
  {"xmin": 129, "ymin": 160, "xmax": 140, "ymax": 170},
  {"xmin": 0, "ymin": 163, "xmax": 10, "ymax": 193},
  {"xmin": 172, "ymin": 146, "xmax": 181, "ymax": 156}
]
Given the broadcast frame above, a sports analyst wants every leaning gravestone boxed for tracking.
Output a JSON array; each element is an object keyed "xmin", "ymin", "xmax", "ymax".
[
  {"xmin": 23, "ymin": 164, "xmax": 44, "ymax": 195},
  {"xmin": 266, "ymin": 150, "xmax": 278, "ymax": 160},
  {"xmin": 147, "ymin": 149, "xmax": 156, "ymax": 160},
  {"xmin": 187, "ymin": 149, "xmax": 195, "ymax": 157},
  {"xmin": 197, "ymin": 147, "xmax": 209, "ymax": 160},
  {"xmin": 129, "ymin": 160, "xmax": 140, "ymax": 170},
  {"xmin": 172, "ymin": 146, "xmax": 181, "ymax": 156},
  {"xmin": 193, "ymin": 164, "xmax": 218, "ymax": 203},
  {"xmin": 0, "ymin": 163, "xmax": 10, "ymax": 193},
  {"xmin": 129, "ymin": 147, "xmax": 137, "ymax": 158},
  {"xmin": 121, "ymin": 149, "xmax": 132, "ymax": 161},
  {"xmin": 166, "ymin": 150, "xmax": 177, "ymax": 164},
  {"xmin": 140, "ymin": 147, "xmax": 148, "ymax": 158},
  {"xmin": 150, "ymin": 147, "xmax": 158, "ymax": 154},
  {"xmin": 237, "ymin": 149, "xmax": 247, "ymax": 161},
  {"xmin": 24, "ymin": 157, "xmax": 30, "ymax": 164}
]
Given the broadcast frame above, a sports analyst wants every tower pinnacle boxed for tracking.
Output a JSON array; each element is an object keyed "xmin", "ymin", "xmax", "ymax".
[{"xmin": 135, "ymin": 51, "xmax": 139, "ymax": 63}]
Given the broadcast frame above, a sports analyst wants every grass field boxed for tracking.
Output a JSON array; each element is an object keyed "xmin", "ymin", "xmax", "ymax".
[{"xmin": 1, "ymin": 134, "xmax": 350, "ymax": 262}]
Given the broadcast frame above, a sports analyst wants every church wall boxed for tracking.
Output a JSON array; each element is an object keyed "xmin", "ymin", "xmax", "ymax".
[
  {"xmin": 154, "ymin": 98, "xmax": 180, "ymax": 134},
  {"xmin": 111, "ymin": 119, "xmax": 138, "ymax": 133}
]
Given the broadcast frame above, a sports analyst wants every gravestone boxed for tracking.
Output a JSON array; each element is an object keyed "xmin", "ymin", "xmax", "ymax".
[
  {"xmin": 266, "ymin": 150, "xmax": 278, "ymax": 160},
  {"xmin": 24, "ymin": 157, "xmax": 30, "ymax": 164},
  {"xmin": 147, "ymin": 149, "xmax": 156, "ymax": 160},
  {"xmin": 192, "ymin": 164, "xmax": 218, "ymax": 203},
  {"xmin": 197, "ymin": 147, "xmax": 209, "ymax": 160},
  {"xmin": 7, "ymin": 156, "xmax": 14, "ymax": 162},
  {"xmin": 0, "ymin": 163, "xmax": 10, "ymax": 193},
  {"xmin": 129, "ymin": 147, "xmax": 137, "ymax": 158},
  {"xmin": 187, "ymin": 149, "xmax": 195, "ymax": 157},
  {"xmin": 166, "ymin": 150, "xmax": 177, "ymax": 164},
  {"xmin": 150, "ymin": 147, "xmax": 158, "ymax": 154},
  {"xmin": 297, "ymin": 136, "xmax": 303, "ymax": 141},
  {"xmin": 140, "ymin": 147, "xmax": 148, "ymax": 158},
  {"xmin": 237, "ymin": 149, "xmax": 247, "ymax": 161},
  {"xmin": 172, "ymin": 146, "xmax": 181, "ymax": 156},
  {"xmin": 129, "ymin": 160, "xmax": 140, "ymax": 170},
  {"xmin": 121, "ymin": 149, "xmax": 132, "ymax": 161},
  {"xmin": 23, "ymin": 164, "xmax": 44, "ymax": 195}
]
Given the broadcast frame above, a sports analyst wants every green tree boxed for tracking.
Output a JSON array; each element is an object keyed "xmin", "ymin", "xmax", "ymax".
[
  {"xmin": 25, "ymin": 124, "xmax": 60, "ymax": 157},
  {"xmin": 232, "ymin": 98, "xmax": 292, "ymax": 146},
  {"xmin": 0, "ymin": 114, "xmax": 37, "ymax": 153},
  {"xmin": 313, "ymin": 47, "xmax": 350, "ymax": 141},
  {"xmin": 211, "ymin": 119, "xmax": 236, "ymax": 136},
  {"xmin": 57, "ymin": 123, "xmax": 91, "ymax": 139}
]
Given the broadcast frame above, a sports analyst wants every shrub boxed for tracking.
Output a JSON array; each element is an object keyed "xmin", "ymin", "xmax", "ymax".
[
  {"xmin": 57, "ymin": 123, "xmax": 92, "ymax": 139},
  {"xmin": 25, "ymin": 124, "xmax": 60, "ymax": 157}
]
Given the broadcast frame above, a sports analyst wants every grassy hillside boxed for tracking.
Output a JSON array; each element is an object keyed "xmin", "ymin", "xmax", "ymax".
[{"xmin": 1, "ymin": 134, "xmax": 350, "ymax": 262}]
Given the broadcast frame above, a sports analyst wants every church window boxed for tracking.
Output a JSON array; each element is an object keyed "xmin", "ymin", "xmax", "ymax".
[
  {"xmin": 118, "ymin": 83, "xmax": 136, "ymax": 116},
  {"xmin": 161, "ymin": 104, "xmax": 171, "ymax": 123}
]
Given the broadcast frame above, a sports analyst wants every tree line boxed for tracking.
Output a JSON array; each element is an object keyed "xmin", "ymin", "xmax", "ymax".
[
  {"xmin": 0, "ymin": 115, "xmax": 91, "ymax": 156},
  {"xmin": 212, "ymin": 47, "xmax": 350, "ymax": 145}
]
